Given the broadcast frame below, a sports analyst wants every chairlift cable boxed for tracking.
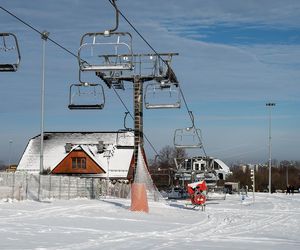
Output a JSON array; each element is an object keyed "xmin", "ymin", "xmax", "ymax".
[
  {"xmin": 179, "ymin": 86, "xmax": 207, "ymax": 157},
  {"xmin": 108, "ymin": 0, "xmax": 167, "ymax": 66},
  {"xmin": 1, "ymin": 4, "xmax": 199, "ymax": 159},
  {"xmin": 0, "ymin": 5, "xmax": 160, "ymax": 158},
  {"xmin": 111, "ymin": 85, "xmax": 160, "ymax": 157},
  {"xmin": 111, "ymin": 1, "xmax": 208, "ymax": 157},
  {"xmin": 0, "ymin": 6, "xmax": 88, "ymax": 65}
]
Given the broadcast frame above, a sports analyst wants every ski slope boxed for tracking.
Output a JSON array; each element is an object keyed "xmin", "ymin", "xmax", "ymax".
[{"xmin": 0, "ymin": 193, "xmax": 299, "ymax": 250}]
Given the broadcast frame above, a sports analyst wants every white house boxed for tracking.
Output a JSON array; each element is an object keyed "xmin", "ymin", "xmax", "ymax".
[{"xmin": 17, "ymin": 131, "xmax": 135, "ymax": 179}]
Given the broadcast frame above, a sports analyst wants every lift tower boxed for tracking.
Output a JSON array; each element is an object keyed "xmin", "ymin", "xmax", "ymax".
[{"xmin": 74, "ymin": 0, "xmax": 180, "ymax": 178}]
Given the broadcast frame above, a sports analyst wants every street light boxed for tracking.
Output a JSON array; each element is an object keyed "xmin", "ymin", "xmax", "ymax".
[
  {"xmin": 266, "ymin": 102, "xmax": 276, "ymax": 194},
  {"xmin": 40, "ymin": 31, "xmax": 49, "ymax": 175},
  {"xmin": 104, "ymin": 146, "xmax": 115, "ymax": 197},
  {"xmin": 38, "ymin": 31, "xmax": 49, "ymax": 201}
]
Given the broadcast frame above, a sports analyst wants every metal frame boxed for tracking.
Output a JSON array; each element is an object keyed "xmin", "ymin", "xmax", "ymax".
[
  {"xmin": 68, "ymin": 82, "xmax": 105, "ymax": 110},
  {"xmin": 174, "ymin": 127, "xmax": 203, "ymax": 148},
  {"xmin": 96, "ymin": 53, "xmax": 178, "ymax": 88},
  {"xmin": 174, "ymin": 111, "xmax": 203, "ymax": 148},
  {"xmin": 78, "ymin": 32, "xmax": 133, "ymax": 72},
  {"xmin": 144, "ymin": 80, "xmax": 181, "ymax": 109},
  {"xmin": 0, "ymin": 33, "xmax": 21, "ymax": 72}
]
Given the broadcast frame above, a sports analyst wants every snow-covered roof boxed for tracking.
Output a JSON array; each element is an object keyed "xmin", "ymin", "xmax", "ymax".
[
  {"xmin": 214, "ymin": 159, "xmax": 230, "ymax": 173},
  {"xmin": 17, "ymin": 131, "xmax": 134, "ymax": 178}
]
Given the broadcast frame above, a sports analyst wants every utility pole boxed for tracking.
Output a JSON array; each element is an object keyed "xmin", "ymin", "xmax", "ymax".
[
  {"xmin": 38, "ymin": 31, "xmax": 49, "ymax": 201},
  {"xmin": 266, "ymin": 102, "xmax": 275, "ymax": 194}
]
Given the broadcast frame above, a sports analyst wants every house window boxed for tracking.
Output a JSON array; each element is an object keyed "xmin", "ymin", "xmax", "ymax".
[
  {"xmin": 214, "ymin": 162, "xmax": 220, "ymax": 170},
  {"xmin": 201, "ymin": 163, "xmax": 205, "ymax": 171},
  {"xmin": 72, "ymin": 157, "xmax": 86, "ymax": 169}
]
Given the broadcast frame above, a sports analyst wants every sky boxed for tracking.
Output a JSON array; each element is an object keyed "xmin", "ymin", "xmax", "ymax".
[{"xmin": 0, "ymin": 0, "xmax": 300, "ymax": 165}]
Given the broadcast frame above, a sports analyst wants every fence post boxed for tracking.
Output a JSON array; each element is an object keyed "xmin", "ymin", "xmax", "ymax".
[
  {"xmin": 68, "ymin": 176, "xmax": 71, "ymax": 200},
  {"xmin": 91, "ymin": 178, "xmax": 94, "ymax": 199},
  {"xmin": 25, "ymin": 172, "xmax": 28, "ymax": 200},
  {"xmin": 59, "ymin": 175, "xmax": 62, "ymax": 200},
  {"xmin": 49, "ymin": 174, "xmax": 52, "ymax": 200},
  {"xmin": 11, "ymin": 173, "xmax": 15, "ymax": 200},
  {"xmin": 76, "ymin": 178, "xmax": 79, "ymax": 198},
  {"xmin": 84, "ymin": 178, "xmax": 87, "ymax": 198}
]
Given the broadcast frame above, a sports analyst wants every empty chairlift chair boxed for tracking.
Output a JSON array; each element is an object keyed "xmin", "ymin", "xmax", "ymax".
[
  {"xmin": 144, "ymin": 80, "xmax": 181, "ymax": 109},
  {"xmin": 78, "ymin": 32, "xmax": 133, "ymax": 72},
  {"xmin": 68, "ymin": 82, "xmax": 105, "ymax": 110},
  {"xmin": 0, "ymin": 33, "xmax": 21, "ymax": 72},
  {"xmin": 174, "ymin": 126, "xmax": 203, "ymax": 148}
]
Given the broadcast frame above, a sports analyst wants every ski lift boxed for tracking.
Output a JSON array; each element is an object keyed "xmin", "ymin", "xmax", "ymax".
[
  {"xmin": 68, "ymin": 82, "xmax": 105, "ymax": 110},
  {"xmin": 78, "ymin": 0, "xmax": 133, "ymax": 72},
  {"xmin": 174, "ymin": 111, "xmax": 203, "ymax": 148},
  {"xmin": 116, "ymin": 111, "xmax": 134, "ymax": 148},
  {"xmin": 144, "ymin": 80, "xmax": 181, "ymax": 109},
  {"xmin": 0, "ymin": 33, "xmax": 21, "ymax": 72},
  {"xmin": 174, "ymin": 127, "xmax": 203, "ymax": 148},
  {"xmin": 78, "ymin": 31, "xmax": 133, "ymax": 72}
]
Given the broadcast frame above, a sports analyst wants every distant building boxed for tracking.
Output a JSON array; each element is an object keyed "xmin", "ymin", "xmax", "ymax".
[
  {"xmin": 174, "ymin": 156, "xmax": 232, "ymax": 186},
  {"xmin": 224, "ymin": 182, "xmax": 240, "ymax": 193},
  {"xmin": 6, "ymin": 165, "xmax": 17, "ymax": 172},
  {"xmin": 17, "ymin": 131, "xmax": 135, "ymax": 179}
]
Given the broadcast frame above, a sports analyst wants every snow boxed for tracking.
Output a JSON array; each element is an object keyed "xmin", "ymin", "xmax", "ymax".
[
  {"xmin": 17, "ymin": 131, "xmax": 134, "ymax": 178},
  {"xmin": 0, "ymin": 193, "xmax": 299, "ymax": 250}
]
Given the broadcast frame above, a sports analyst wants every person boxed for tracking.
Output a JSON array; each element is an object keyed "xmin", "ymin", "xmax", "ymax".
[
  {"xmin": 286, "ymin": 185, "xmax": 291, "ymax": 195},
  {"xmin": 291, "ymin": 185, "xmax": 294, "ymax": 195}
]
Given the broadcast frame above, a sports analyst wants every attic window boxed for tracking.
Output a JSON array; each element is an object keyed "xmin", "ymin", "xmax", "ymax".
[{"xmin": 72, "ymin": 157, "xmax": 86, "ymax": 169}]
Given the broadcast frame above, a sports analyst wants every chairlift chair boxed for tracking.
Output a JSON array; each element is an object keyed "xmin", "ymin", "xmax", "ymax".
[
  {"xmin": 68, "ymin": 82, "xmax": 105, "ymax": 110},
  {"xmin": 144, "ymin": 80, "xmax": 181, "ymax": 109},
  {"xmin": 0, "ymin": 33, "xmax": 21, "ymax": 72},
  {"xmin": 78, "ymin": 32, "xmax": 133, "ymax": 72},
  {"xmin": 174, "ymin": 127, "xmax": 203, "ymax": 148}
]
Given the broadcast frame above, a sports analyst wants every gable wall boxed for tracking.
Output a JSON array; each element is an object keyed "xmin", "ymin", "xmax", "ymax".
[{"xmin": 52, "ymin": 150, "xmax": 105, "ymax": 174}]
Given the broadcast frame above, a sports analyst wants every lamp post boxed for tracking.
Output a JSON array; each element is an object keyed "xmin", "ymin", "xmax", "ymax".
[
  {"xmin": 40, "ymin": 31, "xmax": 49, "ymax": 175},
  {"xmin": 266, "ymin": 102, "xmax": 275, "ymax": 194},
  {"xmin": 104, "ymin": 146, "xmax": 115, "ymax": 196},
  {"xmin": 38, "ymin": 31, "xmax": 49, "ymax": 201}
]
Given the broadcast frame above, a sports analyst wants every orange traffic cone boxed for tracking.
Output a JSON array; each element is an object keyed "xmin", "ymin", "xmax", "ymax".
[{"xmin": 130, "ymin": 183, "xmax": 149, "ymax": 213}]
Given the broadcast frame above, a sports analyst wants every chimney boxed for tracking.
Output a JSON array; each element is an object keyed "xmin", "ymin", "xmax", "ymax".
[
  {"xmin": 65, "ymin": 143, "xmax": 72, "ymax": 153},
  {"xmin": 97, "ymin": 141, "xmax": 104, "ymax": 153}
]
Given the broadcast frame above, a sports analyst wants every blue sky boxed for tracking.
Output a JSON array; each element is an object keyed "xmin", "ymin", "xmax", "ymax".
[{"xmin": 0, "ymin": 0, "xmax": 300, "ymax": 165}]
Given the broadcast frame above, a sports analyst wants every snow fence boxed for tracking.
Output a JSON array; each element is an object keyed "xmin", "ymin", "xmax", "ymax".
[{"xmin": 0, "ymin": 172, "xmax": 131, "ymax": 201}]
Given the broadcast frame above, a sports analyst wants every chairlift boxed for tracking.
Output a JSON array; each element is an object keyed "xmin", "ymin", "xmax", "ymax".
[
  {"xmin": 68, "ymin": 82, "xmax": 105, "ymax": 110},
  {"xmin": 78, "ymin": 32, "xmax": 133, "ymax": 72},
  {"xmin": 0, "ymin": 33, "xmax": 21, "ymax": 72},
  {"xmin": 174, "ymin": 112, "xmax": 202, "ymax": 148},
  {"xmin": 144, "ymin": 80, "xmax": 181, "ymax": 109},
  {"xmin": 174, "ymin": 126, "xmax": 203, "ymax": 148},
  {"xmin": 116, "ymin": 112, "xmax": 134, "ymax": 147}
]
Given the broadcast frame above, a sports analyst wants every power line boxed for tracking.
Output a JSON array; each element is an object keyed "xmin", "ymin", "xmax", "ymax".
[
  {"xmin": 0, "ymin": 6, "xmax": 89, "ymax": 65},
  {"xmin": 1, "ymin": 6, "xmax": 76, "ymax": 58}
]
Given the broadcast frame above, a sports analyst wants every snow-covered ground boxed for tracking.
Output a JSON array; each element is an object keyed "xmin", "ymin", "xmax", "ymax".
[{"xmin": 0, "ymin": 193, "xmax": 299, "ymax": 250}]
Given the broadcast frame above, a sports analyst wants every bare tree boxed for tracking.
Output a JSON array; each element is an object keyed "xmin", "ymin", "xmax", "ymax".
[
  {"xmin": 153, "ymin": 145, "xmax": 187, "ymax": 170},
  {"xmin": 0, "ymin": 160, "xmax": 6, "ymax": 171}
]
